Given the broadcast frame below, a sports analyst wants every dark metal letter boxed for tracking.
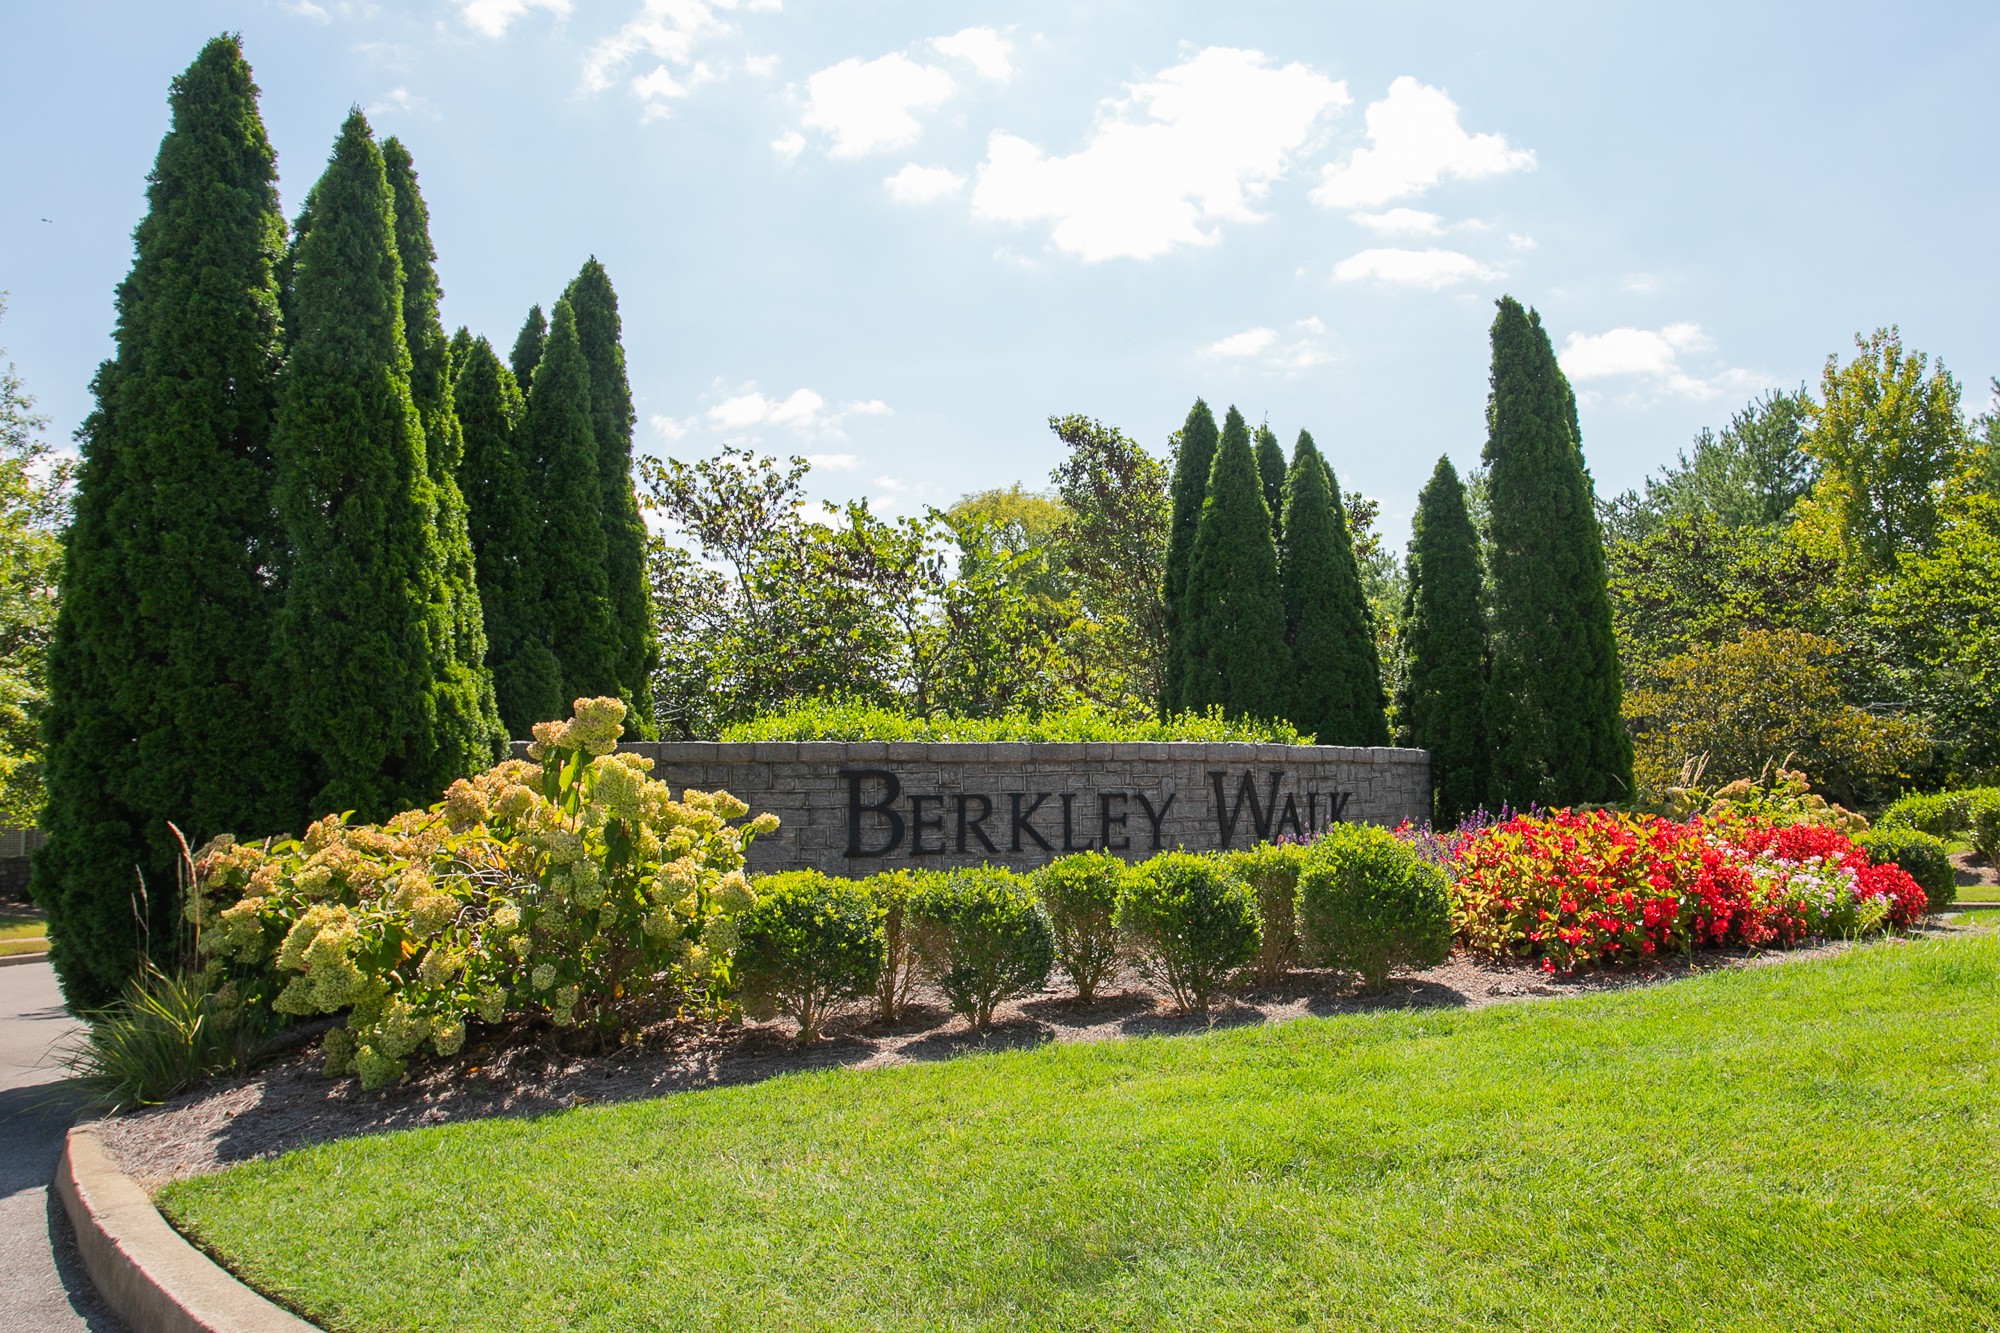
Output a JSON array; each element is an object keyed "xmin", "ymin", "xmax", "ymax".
[
  {"xmin": 842, "ymin": 769, "xmax": 904, "ymax": 858},
  {"xmin": 1098, "ymin": 791, "xmax": 1130, "ymax": 851},
  {"xmin": 909, "ymin": 794, "xmax": 945, "ymax": 855},
  {"xmin": 954, "ymin": 793, "xmax": 998, "ymax": 853},
  {"xmin": 1009, "ymin": 792, "xmax": 1053, "ymax": 852}
]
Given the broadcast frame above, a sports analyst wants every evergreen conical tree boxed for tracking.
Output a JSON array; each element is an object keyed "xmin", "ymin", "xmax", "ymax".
[
  {"xmin": 383, "ymin": 137, "xmax": 506, "ymax": 767},
  {"xmin": 562, "ymin": 259, "xmax": 657, "ymax": 736},
  {"xmin": 273, "ymin": 109, "xmax": 492, "ymax": 821},
  {"xmin": 1396, "ymin": 456, "xmax": 1488, "ymax": 821},
  {"xmin": 1254, "ymin": 421, "xmax": 1286, "ymax": 544},
  {"xmin": 37, "ymin": 35, "xmax": 305, "ymax": 1008},
  {"xmin": 1281, "ymin": 431, "xmax": 1389, "ymax": 746},
  {"xmin": 510, "ymin": 304, "xmax": 546, "ymax": 391},
  {"xmin": 1160, "ymin": 398, "xmax": 1220, "ymax": 715},
  {"xmin": 1482, "ymin": 296, "xmax": 1632, "ymax": 806},
  {"xmin": 1179, "ymin": 406, "xmax": 1288, "ymax": 720},
  {"xmin": 524, "ymin": 297, "xmax": 621, "ymax": 704},
  {"xmin": 456, "ymin": 334, "xmax": 563, "ymax": 735}
]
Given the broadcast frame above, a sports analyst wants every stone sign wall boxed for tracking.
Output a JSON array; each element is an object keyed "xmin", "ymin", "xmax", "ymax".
[{"xmin": 557, "ymin": 741, "xmax": 1430, "ymax": 875}]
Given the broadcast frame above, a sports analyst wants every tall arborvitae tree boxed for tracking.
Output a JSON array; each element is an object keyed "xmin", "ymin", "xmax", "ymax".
[
  {"xmin": 510, "ymin": 304, "xmax": 546, "ymax": 390},
  {"xmin": 1179, "ymin": 406, "xmax": 1288, "ymax": 720},
  {"xmin": 1396, "ymin": 456, "xmax": 1488, "ymax": 821},
  {"xmin": 382, "ymin": 137, "xmax": 507, "ymax": 765},
  {"xmin": 273, "ymin": 109, "xmax": 491, "ymax": 821},
  {"xmin": 1254, "ymin": 421, "xmax": 1287, "ymax": 544},
  {"xmin": 1281, "ymin": 431, "xmax": 1389, "ymax": 745},
  {"xmin": 524, "ymin": 297, "xmax": 622, "ymax": 703},
  {"xmin": 456, "ymin": 334, "xmax": 563, "ymax": 736},
  {"xmin": 1483, "ymin": 296, "xmax": 1632, "ymax": 806},
  {"xmin": 562, "ymin": 259, "xmax": 658, "ymax": 735},
  {"xmin": 37, "ymin": 35, "xmax": 304, "ymax": 1008},
  {"xmin": 1160, "ymin": 398, "xmax": 1220, "ymax": 714}
]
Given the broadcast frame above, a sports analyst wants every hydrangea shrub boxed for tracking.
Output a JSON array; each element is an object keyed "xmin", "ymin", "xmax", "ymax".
[{"xmin": 190, "ymin": 698, "xmax": 777, "ymax": 1087}]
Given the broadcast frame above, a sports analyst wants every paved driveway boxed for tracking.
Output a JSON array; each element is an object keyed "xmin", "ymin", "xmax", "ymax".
[{"xmin": 0, "ymin": 959, "xmax": 125, "ymax": 1331}]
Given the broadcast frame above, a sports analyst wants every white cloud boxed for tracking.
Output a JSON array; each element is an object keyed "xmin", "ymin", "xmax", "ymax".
[
  {"xmin": 1294, "ymin": 315, "xmax": 1326, "ymax": 334},
  {"xmin": 807, "ymin": 452, "xmax": 860, "ymax": 469},
  {"xmin": 1313, "ymin": 76, "xmax": 1534, "ymax": 210},
  {"xmin": 694, "ymin": 385, "xmax": 890, "ymax": 438},
  {"xmin": 744, "ymin": 53, "xmax": 780, "ymax": 77},
  {"xmin": 1619, "ymin": 272, "xmax": 1663, "ymax": 294},
  {"xmin": 1205, "ymin": 327, "xmax": 1279, "ymax": 358},
  {"xmin": 1509, "ymin": 232, "xmax": 1537, "ymax": 250},
  {"xmin": 649, "ymin": 413, "xmax": 693, "ymax": 440},
  {"xmin": 582, "ymin": 0, "xmax": 766, "ymax": 115},
  {"xmin": 802, "ymin": 53, "xmax": 956, "ymax": 157},
  {"xmin": 365, "ymin": 86, "xmax": 437, "ymax": 119},
  {"xmin": 631, "ymin": 61, "xmax": 718, "ymax": 119},
  {"xmin": 972, "ymin": 47, "xmax": 1348, "ymax": 262},
  {"xmin": 1351, "ymin": 207, "xmax": 1444, "ymax": 236},
  {"xmin": 772, "ymin": 130, "xmax": 806, "ymax": 161},
  {"xmin": 1559, "ymin": 323, "xmax": 1761, "ymax": 399},
  {"xmin": 932, "ymin": 26, "xmax": 1013, "ymax": 82},
  {"xmin": 885, "ymin": 163, "xmax": 968, "ymax": 204},
  {"xmin": 1333, "ymin": 247, "xmax": 1500, "ymax": 289},
  {"xmin": 459, "ymin": 0, "xmax": 569, "ymax": 38},
  {"xmin": 286, "ymin": 0, "xmax": 332, "ymax": 21},
  {"xmin": 845, "ymin": 399, "xmax": 894, "ymax": 416}
]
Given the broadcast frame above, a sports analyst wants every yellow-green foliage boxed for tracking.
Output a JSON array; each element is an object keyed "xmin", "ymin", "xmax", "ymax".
[
  {"xmin": 1227, "ymin": 842, "xmax": 1306, "ymax": 985},
  {"xmin": 189, "ymin": 698, "xmax": 777, "ymax": 1087}
]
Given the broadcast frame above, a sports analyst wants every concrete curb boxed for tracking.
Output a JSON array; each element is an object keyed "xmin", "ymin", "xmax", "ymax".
[
  {"xmin": 54, "ymin": 1126, "xmax": 321, "ymax": 1333},
  {"xmin": 0, "ymin": 947, "xmax": 49, "ymax": 967}
]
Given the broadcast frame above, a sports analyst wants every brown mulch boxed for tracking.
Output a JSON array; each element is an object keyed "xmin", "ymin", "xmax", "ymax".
[
  {"xmin": 95, "ymin": 926, "xmax": 1973, "ymax": 1190},
  {"xmin": 1953, "ymin": 851, "xmax": 2000, "ymax": 896}
]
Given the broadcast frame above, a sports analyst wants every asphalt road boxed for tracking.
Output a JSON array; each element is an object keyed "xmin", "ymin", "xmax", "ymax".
[{"xmin": 0, "ymin": 959, "xmax": 125, "ymax": 1331}]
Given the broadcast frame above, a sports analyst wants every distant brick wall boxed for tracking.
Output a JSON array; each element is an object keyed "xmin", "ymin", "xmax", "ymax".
[
  {"xmin": 0, "ymin": 825, "xmax": 43, "ymax": 898},
  {"xmin": 517, "ymin": 741, "xmax": 1429, "ymax": 875}
]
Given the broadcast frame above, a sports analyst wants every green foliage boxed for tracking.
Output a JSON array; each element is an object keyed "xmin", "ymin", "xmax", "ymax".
[
  {"xmin": 272, "ymin": 109, "xmax": 493, "ymax": 823},
  {"xmin": 1872, "ymin": 499, "xmax": 2000, "ymax": 774},
  {"xmin": 858, "ymin": 869, "xmax": 930, "ymax": 1021},
  {"xmin": 60, "ymin": 964, "xmax": 263, "ymax": 1112},
  {"xmin": 0, "ymin": 298, "xmax": 67, "ymax": 827},
  {"xmin": 1624, "ymin": 629, "xmax": 1925, "ymax": 808},
  {"xmin": 1115, "ymin": 852, "xmax": 1260, "ymax": 1012},
  {"xmin": 454, "ymin": 334, "xmax": 561, "ymax": 736},
  {"xmin": 1396, "ymin": 456, "xmax": 1488, "ymax": 821},
  {"xmin": 1253, "ymin": 421, "xmax": 1286, "ymax": 542},
  {"xmin": 1031, "ymin": 851, "xmax": 1125, "ymax": 1002},
  {"xmin": 1046, "ymin": 414, "xmax": 1171, "ymax": 711},
  {"xmin": 524, "ymin": 297, "xmax": 624, "ymax": 707},
  {"xmin": 1482, "ymin": 296, "xmax": 1633, "ymax": 807},
  {"xmin": 1281, "ymin": 430, "xmax": 1388, "ymax": 746},
  {"xmin": 508, "ymin": 303, "xmax": 545, "ymax": 391},
  {"xmin": 1177, "ymin": 406, "xmax": 1288, "ymax": 723},
  {"xmin": 382, "ymin": 137, "xmax": 507, "ymax": 769},
  {"xmin": 1656, "ymin": 764, "xmax": 1867, "ymax": 834},
  {"xmin": 1856, "ymin": 826, "xmax": 1955, "ymax": 912},
  {"xmin": 1971, "ymin": 791, "xmax": 2000, "ymax": 865},
  {"xmin": 1296, "ymin": 824, "xmax": 1451, "ymax": 991},
  {"xmin": 909, "ymin": 869, "xmax": 1053, "ymax": 1030},
  {"xmin": 1603, "ymin": 389, "xmax": 1817, "ymax": 543},
  {"xmin": 720, "ymin": 699, "xmax": 1311, "ymax": 743},
  {"xmin": 1227, "ymin": 841, "xmax": 1305, "ymax": 985},
  {"xmin": 1877, "ymin": 788, "xmax": 1999, "ymax": 839},
  {"xmin": 734, "ymin": 871, "xmax": 884, "ymax": 1042},
  {"xmin": 563, "ymin": 260, "xmax": 657, "ymax": 737},
  {"xmin": 191, "ymin": 698, "xmax": 775, "ymax": 1087},
  {"xmin": 38, "ymin": 36, "xmax": 304, "ymax": 1008},
  {"xmin": 1159, "ymin": 398, "xmax": 1220, "ymax": 716}
]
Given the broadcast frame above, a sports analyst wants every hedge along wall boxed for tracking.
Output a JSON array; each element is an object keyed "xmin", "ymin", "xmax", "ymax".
[{"xmin": 513, "ymin": 741, "xmax": 1430, "ymax": 874}]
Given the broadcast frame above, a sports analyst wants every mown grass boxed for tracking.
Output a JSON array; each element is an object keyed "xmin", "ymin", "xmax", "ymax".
[
  {"xmin": 0, "ymin": 918, "xmax": 47, "ymax": 955},
  {"xmin": 159, "ymin": 935, "xmax": 2000, "ymax": 1333}
]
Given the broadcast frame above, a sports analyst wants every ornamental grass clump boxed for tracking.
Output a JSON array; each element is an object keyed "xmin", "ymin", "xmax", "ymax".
[
  {"xmin": 61, "ymin": 965, "xmax": 268, "ymax": 1112},
  {"xmin": 189, "ymin": 698, "xmax": 777, "ymax": 1088},
  {"xmin": 1297, "ymin": 825, "xmax": 1451, "ymax": 992},
  {"xmin": 1115, "ymin": 853, "xmax": 1260, "ymax": 1013},
  {"xmin": 1227, "ymin": 842, "xmax": 1306, "ymax": 985},
  {"xmin": 909, "ymin": 870, "xmax": 1053, "ymax": 1031},
  {"xmin": 1031, "ymin": 852, "xmax": 1126, "ymax": 1002},
  {"xmin": 733, "ymin": 872, "xmax": 884, "ymax": 1042}
]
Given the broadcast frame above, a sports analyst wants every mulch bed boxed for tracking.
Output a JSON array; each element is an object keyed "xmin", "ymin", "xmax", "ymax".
[{"xmin": 94, "ymin": 925, "xmax": 1984, "ymax": 1190}]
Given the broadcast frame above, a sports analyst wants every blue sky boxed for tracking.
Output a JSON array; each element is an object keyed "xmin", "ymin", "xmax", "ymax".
[{"xmin": 5, "ymin": 1, "xmax": 1999, "ymax": 541}]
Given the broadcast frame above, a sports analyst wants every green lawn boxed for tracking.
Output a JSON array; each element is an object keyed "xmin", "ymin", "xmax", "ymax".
[
  {"xmin": 0, "ymin": 919, "xmax": 46, "ymax": 955},
  {"xmin": 159, "ymin": 935, "xmax": 2000, "ymax": 1333}
]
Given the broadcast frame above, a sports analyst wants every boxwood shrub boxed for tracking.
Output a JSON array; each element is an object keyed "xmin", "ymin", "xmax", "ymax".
[
  {"xmin": 1031, "ymin": 852, "xmax": 1126, "ymax": 1002},
  {"xmin": 1115, "ymin": 853, "xmax": 1261, "ymax": 1013},
  {"xmin": 858, "ymin": 869, "xmax": 931, "ymax": 1022},
  {"xmin": 1298, "ymin": 824, "xmax": 1451, "ymax": 992},
  {"xmin": 1227, "ymin": 843, "xmax": 1306, "ymax": 986},
  {"xmin": 1857, "ymin": 826, "xmax": 1956, "ymax": 912},
  {"xmin": 909, "ymin": 870, "xmax": 1053, "ymax": 1030},
  {"xmin": 734, "ymin": 872, "xmax": 885, "ymax": 1042}
]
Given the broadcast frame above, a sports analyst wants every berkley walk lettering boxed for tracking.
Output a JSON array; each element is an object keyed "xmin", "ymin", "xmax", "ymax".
[{"xmin": 840, "ymin": 768, "xmax": 1356, "ymax": 859}]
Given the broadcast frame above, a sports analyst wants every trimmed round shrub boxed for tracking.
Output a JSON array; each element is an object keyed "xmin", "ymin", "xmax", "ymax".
[
  {"xmin": 1971, "ymin": 791, "xmax": 2000, "ymax": 865},
  {"xmin": 1877, "ymin": 788, "xmax": 1998, "ymax": 839},
  {"xmin": 734, "ymin": 872, "xmax": 884, "ymax": 1042},
  {"xmin": 1115, "ymin": 853, "xmax": 1261, "ymax": 1013},
  {"xmin": 858, "ymin": 869, "xmax": 933, "ymax": 1022},
  {"xmin": 1860, "ymin": 826, "xmax": 1956, "ymax": 912},
  {"xmin": 1031, "ymin": 852, "xmax": 1126, "ymax": 1002},
  {"xmin": 1227, "ymin": 843, "xmax": 1306, "ymax": 985},
  {"xmin": 1298, "ymin": 825, "xmax": 1451, "ymax": 992},
  {"xmin": 909, "ymin": 870, "xmax": 1054, "ymax": 1030}
]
